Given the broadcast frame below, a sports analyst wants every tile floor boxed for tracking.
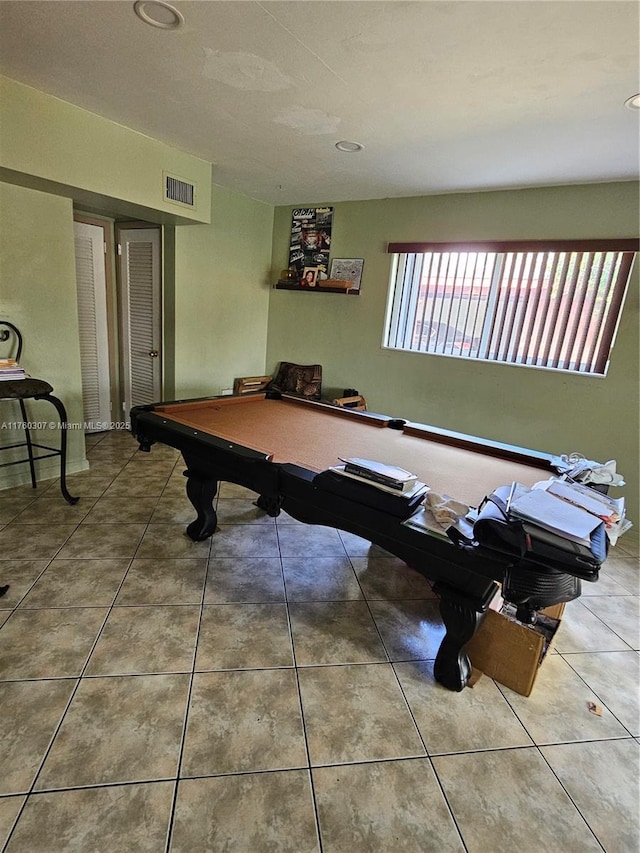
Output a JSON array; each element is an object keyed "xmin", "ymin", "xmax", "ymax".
[{"xmin": 0, "ymin": 429, "xmax": 638, "ymax": 852}]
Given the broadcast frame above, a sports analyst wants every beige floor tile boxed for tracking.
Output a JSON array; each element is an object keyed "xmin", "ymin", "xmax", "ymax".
[
  {"xmin": 0, "ymin": 524, "xmax": 77, "ymax": 559},
  {"xmin": 433, "ymin": 747, "xmax": 602, "ymax": 852},
  {"xmin": 313, "ymin": 758, "xmax": 464, "ymax": 852},
  {"xmin": 182, "ymin": 669, "xmax": 306, "ymax": 776},
  {"xmin": 0, "ymin": 560, "xmax": 48, "ymax": 608},
  {"xmin": 83, "ymin": 495, "xmax": 159, "ymax": 524},
  {"xmin": 298, "ymin": 663, "xmax": 425, "ymax": 765},
  {"xmin": 500, "ymin": 655, "xmax": 630, "ymax": 744},
  {"xmin": 541, "ymin": 739, "xmax": 640, "ymax": 851},
  {"xmin": 103, "ymin": 472, "xmax": 170, "ymax": 497},
  {"xmin": 35, "ymin": 674, "xmax": 189, "ymax": 789},
  {"xmin": 86, "ymin": 605, "xmax": 200, "ymax": 675},
  {"xmin": 579, "ymin": 594, "xmax": 639, "ymax": 649},
  {"xmin": 290, "ymin": 601, "xmax": 388, "ymax": 665},
  {"xmin": 12, "ymin": 496, "xmax": 95, "ymax": 524},
  {"xmin": 204, "ymin": 557, "xmax": 285, "ymax": 602},
  {"xmin": 215, "ymin": 498, "xmax": 276, "ymax": 524},
  {"xmin": 579, "ymin": 571, "xmax": 630, "ymax": 595},
  {"xmin": 352, "ymin": 555, "xmax": 436, "ymax": 599},
  {"xmin": 336, "ymin": 529, "xmax": 375, "ymax": 555},
  {"xmin": 615, "ymin": 533, "xmax": 639, "ymax": 559},
  {"xmin": 136, "ymin": 524, "xmax": 210, "ymax": 559},
  {"xmin": 0, "ymin": 607, "xmax": 108, "ymax": 679},
  {"xmin": 171, "ymin": 770, "xmax": 319, "ymax": 852},
  {"xmin": 0, "ymin": 796, "xmax": 24, "ymax": 849},
  {"xmin": 116, "ymin": 557, "xmax": 207, "ymax": 605},
  {"xmin": 196, "ymin": 603, "xmax": 293, "ymax": 670},
  {"xmin": 5, "ymin": 782, "xmax": 173, "ymax": 853},
  {"xmin": 217, "ymin": 481, "xmax": 258, "ymax": 500},
  {"xmin": 395, "ymin": 659, "xmax": 533, "ymax": 754},
  {"xmin": 282, "ymin": 555, "xmax": 363, "ymax": 601},
  {"xmin": 56, "ymin": 523, "xmax": 146, "ymax": 560},
  {"xmin": 562, "ymin": 650, "xmax": 640, "ymax": 735},
  {"xmin": 208, "ymin": 523, "xmax": 280, "ymax": 559},
  {"xmin": 277, "ymin": 524, "xmax": 346, "ymax": 557},
  {"xmin": 554, "ymin": 599, "xmax": 632, "ymax": 653},
  {"xmin": 0, "ymin": 679, "xmax": 76, "ymax": 795},
  {"xmin": 369, "ymin": 599, "xmax": 445, "ymax": 660},
  {"xmin": 19, "ymin": 558, "xmax": 130, "ymax": 608},
  {"xmin": 0, "ymin": 493, "xmax": 39, "ymax": 525},
  {"xmin": 600, "ymin": 554, "xmax": 640, "ymax": 594},
  {"xmin": 61, "ymin": 473, "xmax": 115, "ymax": 498},
  {"xmin": 149, "ymin": 494, "xmax": 196, "ymax": 524},
  {"xmin": 275, "ymin": 509, "xmax": 307, "ymax": 526}
]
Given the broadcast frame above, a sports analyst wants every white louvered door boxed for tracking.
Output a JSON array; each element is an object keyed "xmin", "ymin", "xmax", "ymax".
[
  {"xmin": 119, "ymin": 228, "xmax": 161, "ymax": 417},
  {"xmin": 73, "ymin": 221, "xmax": 111, "ymax": 431}
]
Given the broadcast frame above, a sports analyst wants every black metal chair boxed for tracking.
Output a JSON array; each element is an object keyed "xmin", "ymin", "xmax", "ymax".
[{"xmin": 0, "ymin": 321, "xmax": 78, "ymax": 505}]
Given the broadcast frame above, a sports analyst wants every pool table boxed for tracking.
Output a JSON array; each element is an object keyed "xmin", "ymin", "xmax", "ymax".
[{"xmin": 131, "ymin": 392, "xmax": 597, "ymax": 692}]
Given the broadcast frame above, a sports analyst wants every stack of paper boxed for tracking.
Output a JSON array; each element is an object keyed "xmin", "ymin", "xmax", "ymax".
[
  {"xmin": 533, "ymin": 478, "xmax": 630, "ymax": 545},
  {"xmin": 509, "ymin": 488, "xmax": 601, "ymax": 546},
  {"xmin": 0, "ymin": 358, "xmax": 26, "ymax": 381}
]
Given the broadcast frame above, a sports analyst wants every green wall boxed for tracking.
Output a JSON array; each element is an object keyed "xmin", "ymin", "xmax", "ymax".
[
  {"xmin": 0, "ymin": 182, "xmax": 88, "ymax": 480},
  {"xmin": 173, "ymin": 183, "xmax": 273, "ymax": 399},
  {"xmin": 0, "ymin": 80, "xmax": 274, "ymax": 491},
  {"xmin": 268, "ymin": 183, "xmax": 639, "ymax": 523},
  {"xmin": 0, "ymin": 75, "xmax": 211, "ymax": 225}
]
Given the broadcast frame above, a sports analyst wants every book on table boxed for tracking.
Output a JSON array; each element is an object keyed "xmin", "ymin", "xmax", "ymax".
[
  {"xmin": 338, "ymin": 457, "xmax": 418, "ymax": 492},
  {"xmin": 329, "ymin": 466, "xmax": 427, "ymax": 499}
]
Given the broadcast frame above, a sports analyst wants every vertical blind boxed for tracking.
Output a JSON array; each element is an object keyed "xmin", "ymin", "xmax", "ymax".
[{"xmin": 385, "ymin": 240, "xmax": 637, "ymax": 375}]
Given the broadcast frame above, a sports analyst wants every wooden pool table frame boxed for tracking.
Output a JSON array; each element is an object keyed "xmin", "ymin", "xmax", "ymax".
[{"xmin": 131, "ymin": 391, "xmax": 588, "ymax": 693}]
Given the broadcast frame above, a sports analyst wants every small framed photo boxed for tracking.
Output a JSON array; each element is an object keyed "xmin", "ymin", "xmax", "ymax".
[
  {"xmin": 329, "ymin": 258, "xmax": 364, "ymax": 292},
  {"xmin": 301, "ymin": 266, "xmax": 318, "ymax": 288}
]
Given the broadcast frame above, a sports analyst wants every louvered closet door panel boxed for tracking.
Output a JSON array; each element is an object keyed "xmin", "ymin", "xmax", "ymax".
[
  {"xmin": 74, "ymin": 221, "xmax": 111, "ymax": 429},
  {"xmin": 120, "ymin": 228, "xmax": 161, "ymax": 414}
]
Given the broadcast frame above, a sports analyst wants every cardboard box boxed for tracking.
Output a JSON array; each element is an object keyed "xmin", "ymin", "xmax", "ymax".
[{"xmin": 466, "ymin": 602, "xmax": 565, "ymax": 697}]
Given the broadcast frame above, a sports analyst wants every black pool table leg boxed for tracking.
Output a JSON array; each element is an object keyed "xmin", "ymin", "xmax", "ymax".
[
  {"xmin": 184, "ymin": 471, "xmax": 219, "ymax": 541},
  {"xmin": 255, "ymin": 494, "xmax": 282, "ymax": 516},
  {"xmin": 433, "ymin": 585, "xmax": 484, "ymax": 691}
]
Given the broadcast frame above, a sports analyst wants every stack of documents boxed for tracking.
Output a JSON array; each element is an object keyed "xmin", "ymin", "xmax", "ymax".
[{"xmin": 510, "ymin": 478, "xmax": 630, "ymax": 546}]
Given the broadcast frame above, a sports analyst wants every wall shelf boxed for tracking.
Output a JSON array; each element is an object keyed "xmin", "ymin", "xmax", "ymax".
[{"xmin": 274, "ymin": 281, "xmax": 359, "ymax": 295}]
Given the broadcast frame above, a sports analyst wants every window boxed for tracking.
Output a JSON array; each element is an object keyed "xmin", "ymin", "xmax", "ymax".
[{"xmin": 384, "ymin": 240, "xmax": 637, "ymax": 376}]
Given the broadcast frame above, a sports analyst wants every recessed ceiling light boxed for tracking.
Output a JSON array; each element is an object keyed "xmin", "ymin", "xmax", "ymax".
[
  {"xmin": 335, "ymin": 140, "xmax": 365, "ymax": 153},
  {"xmin": 624, "ymin": 93, "xmax": 640, "ymax": 110},
  {"xmin": 133, "ymin": 0, "xmax": 184, "ymax": 29}
]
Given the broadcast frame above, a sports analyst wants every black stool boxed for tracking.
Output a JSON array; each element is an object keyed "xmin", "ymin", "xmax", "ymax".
[{"xmin": 0, "ymin": 321, "xmax": 78, "ymax": 505}]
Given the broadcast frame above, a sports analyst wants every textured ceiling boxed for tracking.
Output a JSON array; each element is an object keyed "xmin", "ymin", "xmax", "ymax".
[{"xmin": 0, "ymin": 0, "xmax": 638, "ymax": 205}]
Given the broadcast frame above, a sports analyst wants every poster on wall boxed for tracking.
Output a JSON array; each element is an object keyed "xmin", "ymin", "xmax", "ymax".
[{"xmin": 288, "ymin": 207, "xmax": 333, "ymax": 282}]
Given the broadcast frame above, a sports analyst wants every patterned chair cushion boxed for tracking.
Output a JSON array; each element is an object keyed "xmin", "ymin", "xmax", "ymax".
[
  {"xmin": 268, "ymin": 362, "xmax": 322, "ymax": 400},
  {"xmin": 0, "ymin": 378, "xmax": 54, "ymax": 399}
]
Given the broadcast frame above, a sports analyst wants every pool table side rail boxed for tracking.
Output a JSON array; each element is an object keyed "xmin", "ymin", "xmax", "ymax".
[
  {"xmin": 130, "ymin": 407, "xmax": 274, "ymax": 463},
  {"xmin": 402, "ymin": 423, "xmax": 556, "ymax": 470}
]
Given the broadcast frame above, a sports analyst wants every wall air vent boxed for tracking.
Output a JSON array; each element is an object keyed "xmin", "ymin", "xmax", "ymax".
[{"xmin": 164, "ymin": 173, "xmax": 195, "ymax": 208}]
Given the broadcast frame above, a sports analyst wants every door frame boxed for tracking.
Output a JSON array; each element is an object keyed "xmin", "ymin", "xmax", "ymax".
[{"xmin": 73, "ymin": 212, "xmax": 120, "ymax": 422}]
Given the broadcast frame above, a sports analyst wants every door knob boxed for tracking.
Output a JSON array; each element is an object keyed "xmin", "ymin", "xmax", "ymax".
[{"xmin": 149, "ymin": 350, "xmax": 159, "ymax": 358}]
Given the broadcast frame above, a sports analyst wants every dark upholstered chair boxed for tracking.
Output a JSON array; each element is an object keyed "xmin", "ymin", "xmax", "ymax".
[
  {"xmin": 234, "ymin": 362, "xmax": 323, "ymax": 401},
  {"xmin": 0, "ymin": 321, "xmax": 78, "ymax": 504}
]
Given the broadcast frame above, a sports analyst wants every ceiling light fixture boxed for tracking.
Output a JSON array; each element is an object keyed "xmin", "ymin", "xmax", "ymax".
[
  {"xmin": 335, "ymin": 140, "xmax": 364, "ymax": 153},
  {"xmin": 133, "ymin": 0, "xmax": 184, "ymax": 30},
  {"xmin": 624, "ymin": 93, "xmax": 640, "ymax": 110}
]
